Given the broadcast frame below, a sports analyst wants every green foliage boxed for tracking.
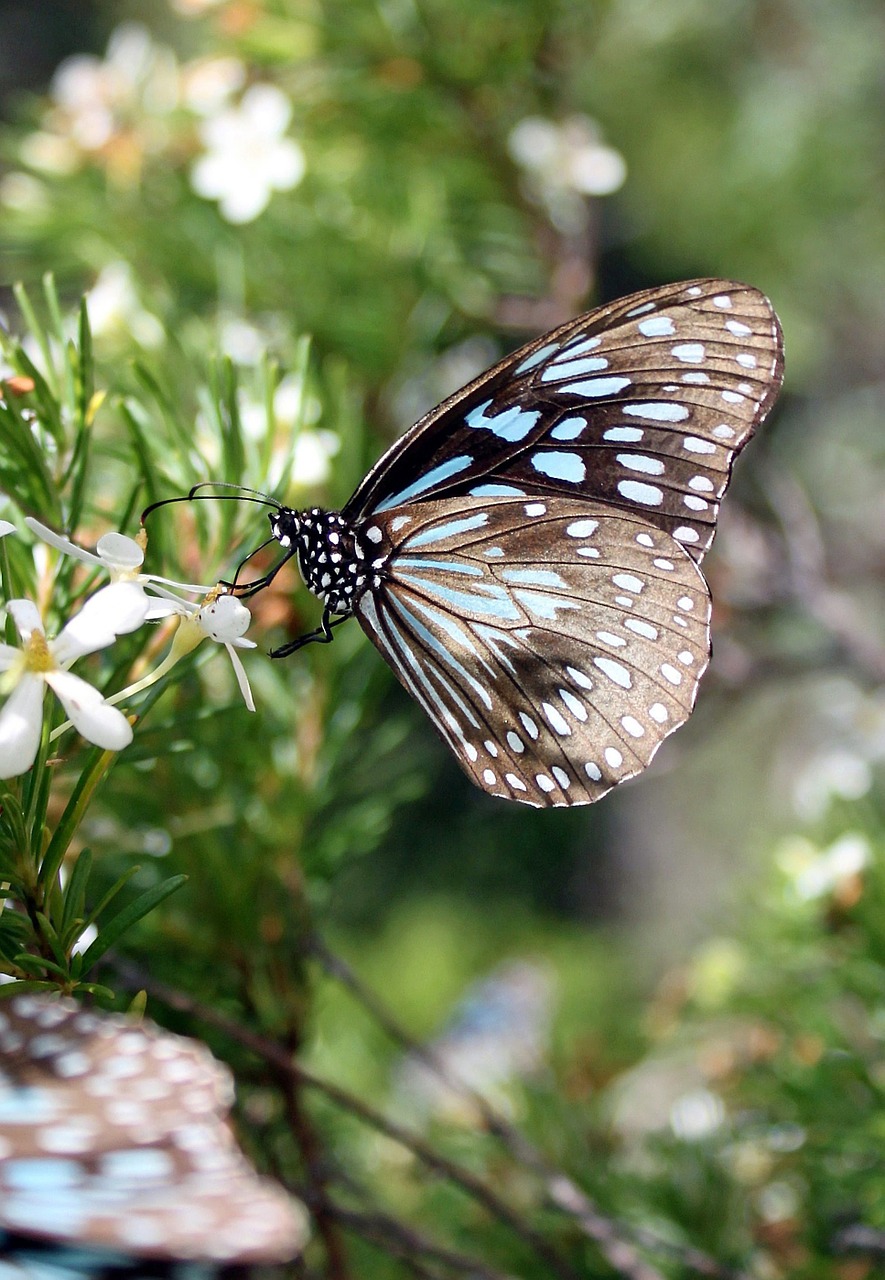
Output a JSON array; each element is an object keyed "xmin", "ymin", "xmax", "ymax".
[{"xmin": 1, "ymin": 1, "xmax": 884, "ymax": 1277}]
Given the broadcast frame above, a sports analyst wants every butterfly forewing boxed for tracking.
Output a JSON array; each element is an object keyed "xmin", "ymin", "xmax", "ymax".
[
  {"xmin": 344, "ymin": 279, "xmax": 783, "ymax": 563},
  {"xmin": 355, "ymin": 497, "xmax": 710, "ymax": 807}
]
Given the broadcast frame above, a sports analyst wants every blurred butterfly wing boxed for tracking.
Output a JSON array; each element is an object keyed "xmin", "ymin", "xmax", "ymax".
[
  {"xmin": 344, "ymin": 279, "xmax": 783, "ymax": 563},
  {"xmin": 354, "ymin": 497, "xmax": 710, "ymax": 807},
  {"xmin": 0, "ymin": 998, "xmax": 305, "ymax": 1264}
]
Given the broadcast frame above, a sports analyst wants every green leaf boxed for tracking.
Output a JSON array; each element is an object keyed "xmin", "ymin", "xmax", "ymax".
[
  {"xmin": 60, "ymin": 847, "xmax": 93, "ymax": 938},
  {"xmin": 13, "ymin": 951, "xmax": 69, "ymax": 981},
  {"xmin": 77, "ymin": 875, "xmax": 188, "ymax": 975}
]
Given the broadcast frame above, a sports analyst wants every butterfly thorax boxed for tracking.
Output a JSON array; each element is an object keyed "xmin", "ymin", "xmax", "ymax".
[{"xmin": 270, "ymin": 505, "xmax": 385, "ymax": 615}]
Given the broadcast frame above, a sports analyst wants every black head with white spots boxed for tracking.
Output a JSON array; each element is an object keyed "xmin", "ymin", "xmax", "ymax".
[{"xmin": 269, "ymin": 506, "xmax": 382, "ymax": 615}]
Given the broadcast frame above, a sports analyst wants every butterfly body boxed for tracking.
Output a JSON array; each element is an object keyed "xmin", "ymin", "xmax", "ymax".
[{"xmin": 264, "ymin": 279, "xmax": 784, "ymax": 807}]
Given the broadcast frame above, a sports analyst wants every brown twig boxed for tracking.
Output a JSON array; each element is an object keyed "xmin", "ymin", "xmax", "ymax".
[{"xmin": 330, "ymin": 1204, "xmax": 518, "ymax": 1280}]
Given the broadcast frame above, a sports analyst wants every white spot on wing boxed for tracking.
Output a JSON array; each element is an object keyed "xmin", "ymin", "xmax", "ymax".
[
  {"xmin": 671, "ymin": 343, "xmax": 705, "ymax": 363},
  {"xmin": 594, "ymin": 657, "xmax": 632, "ymax": 689},
  {"xmin": 638, "ymin": 316, "xmax": 675, "ymax": 336},
  {"xmin": 566, "ymin": 519, "xmax": 598, "ymax": 538}
]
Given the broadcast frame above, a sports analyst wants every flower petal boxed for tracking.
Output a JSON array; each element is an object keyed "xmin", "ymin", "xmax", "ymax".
[
  {"xmin": 95, "ymin": 532, "xmax": 145, "ymax": 572},
  {"xmin": 0, "ymin": 674, "xmax": 45, "ymax": 778},
  {"xmin": 45, "ymin": 669, "xmax": 133, "ymax": 751},
  {"xmin": 0, "ymin": 520, "xmax": 16, "ymax": 538},
  {"xmin": 224, "ymin": 642, "xmax": 255, "ymax": 712},
  {"xmin": 0, "ymin": 644, "xmax": 22, "ymax": 671},
  {"xmin": 6, "ymin": 599, "xmax": 44, "ymax": 642},
  {"xmin": 52, "ymin": 582, "xmax": 149, "ymax": 663},
  {"xmin": 24, "ymin": 517, "xmax": 103, "ymax": 567},
  {"xmin": 197, "ymin": 594, "xmax": 252, "ymax": 643}
]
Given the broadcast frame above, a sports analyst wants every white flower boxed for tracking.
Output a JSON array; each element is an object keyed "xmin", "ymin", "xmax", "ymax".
[
  {"xmin": 85, "ymin": 262, "xmax": 165, "ymax": 350},
  {"xmin": 181, "ymin": 57, "xmax": 246, "ymax": 116},
  {"xmin": 119, "ymin": 588, "xmax": 257, "ymax": 713},
  {"xmin": 508, "ymin": 115, "xmax": 626, "ymax": 233},
  {"xmin": 0, "ymin": 588, "xmax": 146, "ymax": 778},
  {"xmin": 778, "ymin": 833, "xmax": 871, "ymax": 902},
  {"xmin": 291, "ymin": 430, "xmax": 340, "ymax": 488},
  {"xmin": 24, "ymin": 519, "xmax": 209, "ymax": 618},
  {"xmin": 25, "ymin": 521, "xmax": 256, "ymax": 712},
  {"xmin": 190, "ymin": 84, "xmax": 306, "ymax": 224},
  {"xmin": 508, "ymin": 115, "xmax": 626, "ymax": 196},
  {"xmin": 48, "ymin": 24, "xmax": 178, "ymax": 154}
]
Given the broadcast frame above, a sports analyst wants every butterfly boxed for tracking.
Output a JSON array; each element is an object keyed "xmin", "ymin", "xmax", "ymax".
[
  {"xmin": 238, "ymin": 279, "xmax": 783, "ymax": 808},
  {"xmin": 0, "ymin": 995, "xmax": 306, "ymax": 1266}
]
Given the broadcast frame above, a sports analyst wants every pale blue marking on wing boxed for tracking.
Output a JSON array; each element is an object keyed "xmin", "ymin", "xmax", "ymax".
[
  {"xmin": 398, "ymin": 557, "xmax": 484, "ymax": 576},
  {"xmin": 472, "ymin": 623, "xmax": 522, "ymax": 675},
  {"xmin": 515, "ymin": 340, "xmax": 559, "ymax": 373},
  {"xmin": 404, "ymin": 512, "xmax": 490, "ymax": 548},
  {"xmin": 483, "ymin": 546, "xmax": 505, "ymax": 557},
  {"xmin": 360, "ymin": 593, "xmax": 473, "ymax": 735},
  {"xmin": 0, "ymin": 1088, "xmax": 57, "ymax": 1124},
  {"xmin": 559, "ymin": 375, "xmax": 631, "ymax": 398},
  {"xmin": 388, "ymin": 593, "xmax": 494, "ymax": 709},
  {"xmin": 406, "ymin": 595, "xmax": 500, "ymax": 681},
  {"xmin": 466, "ymin": 399, "xmax": 541, "ymax": 442},
  {"xmin": 623, "ymin": 402, "xmax": 689, "ymax": 422},
  {"xmin": 530, "ymin": 451, "xmax": 586, "ymax": 482},
  {"xmin": 550, "ymin": 417, "xmax": 586, "ymax": 441},
  {"xmin": 98, "ymin": 1150, "xmax": 174, "ymax": 1181},
  {"xmin": 3, "ymin": 1159, "xmax": 83, "ymax": 1191},
  {"xmin": 501, "ymin": 568, "xmax": 568, "ymax": 588},
  {"xmin": 469, "ymin": 483, "xmax": 526, "ymax": 497},
  {"xmin": 374, "ymin": 454, "xmax": 474, "ymax": 512},
  {"xmin": 540, "ymin": 355, "xmax": 608, "ymax": 382},
  {"xmin": 394, "ymin": 571, "xmax": 522, "ymax": 621},
  {"xmin": 512, "ymin": 590, "xmax": 581, "ymax": 621},
  {"xmin": 638, "ymin": 316, "xmax": 675, "ymax": 336},
  {"xmin": 558, "ymin": 335, "xmax": 600, "ymax": 357}
]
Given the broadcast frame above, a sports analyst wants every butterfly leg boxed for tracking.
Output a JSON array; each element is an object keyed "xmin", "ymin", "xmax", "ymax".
[{"xmin": 269, "ymin": 608, "xmax": 349, "ymax": 658}]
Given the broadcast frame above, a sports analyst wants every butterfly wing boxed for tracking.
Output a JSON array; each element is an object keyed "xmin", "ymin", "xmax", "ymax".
[
  {"xmin": 0, "ymin": 997, "xmax": 306, "ymax": 1263},
  {"xmin": 344, "ymin": 278, "xmax": 783, "ymax": 564},
  {"xmin": 354, "ymin": 496, "xmax": 710, "ymax": 807}
]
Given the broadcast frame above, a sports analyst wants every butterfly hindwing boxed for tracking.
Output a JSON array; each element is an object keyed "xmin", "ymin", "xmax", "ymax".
[
  {"xmin": 344, "ymin": 279, "xmax": 783, "ymax": 563},
  {"xmin": 354, "ymin": 496, "xmax": 710, "ymax": 807}
]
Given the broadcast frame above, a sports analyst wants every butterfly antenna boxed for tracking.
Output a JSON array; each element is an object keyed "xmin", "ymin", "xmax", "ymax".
[{"xmin": 141, "ymin": 482, "xmax": 282, "ymax": 525}]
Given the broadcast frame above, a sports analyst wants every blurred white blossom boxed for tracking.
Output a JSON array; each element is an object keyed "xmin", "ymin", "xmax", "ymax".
[
  {"xmin": 34, "ymin": 24, "xmax": 179, "ymax": 172},
  {"xmin": 190, "ymin": 84, "xmax": 306, "ymax": 224},
  {"xmin": 0, "ymin": 589, "xmax": 147, "ymax": 778},
  {"xmin": 0, "ymin": 173, "xmax": 49, "ymax": 215},
  {"xmin": 291, "ymin": 430, "xmax": 340, "ymax": 488},
  {"xmin": 508, "ymin": 115, "xmax": 626, "ymax": 232},
  {"xmin": 777, "ymin": 832, "xmax": 870, "ymax": 902},
  {"xmin": 669, "ymin": 1088, "xmax": 725, "ymax": 1141},
  {"xmin": 86, "ymin": 262, "xmax": 165, "ymax": 350},
  {"xmin": 181, "ymin": 57, "xmax": 247, "ymax": 116}
]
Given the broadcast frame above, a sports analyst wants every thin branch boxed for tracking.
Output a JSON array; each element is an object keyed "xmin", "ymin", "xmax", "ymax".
[
  {"xmin": 308, "ymin": 933, "xmax": 748, "ymax": 1280},
  {"xmin": 764, "ymin": 466, "xmax": 885, "ymax": 681},
  {"xmin": 330, "ymin": 1203, "xmax": 518, "ymax": 1280}
]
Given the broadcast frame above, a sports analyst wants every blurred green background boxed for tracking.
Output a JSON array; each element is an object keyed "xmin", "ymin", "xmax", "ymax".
[{"xmin": 1, "ymin": 1, "xmax": 885, "ymax": 1276}]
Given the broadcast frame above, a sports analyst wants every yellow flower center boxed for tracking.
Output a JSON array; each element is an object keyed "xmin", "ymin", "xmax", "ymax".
[{"xmin": 23, "ymin": 630, "xmax": 55, "ymax": 674}]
